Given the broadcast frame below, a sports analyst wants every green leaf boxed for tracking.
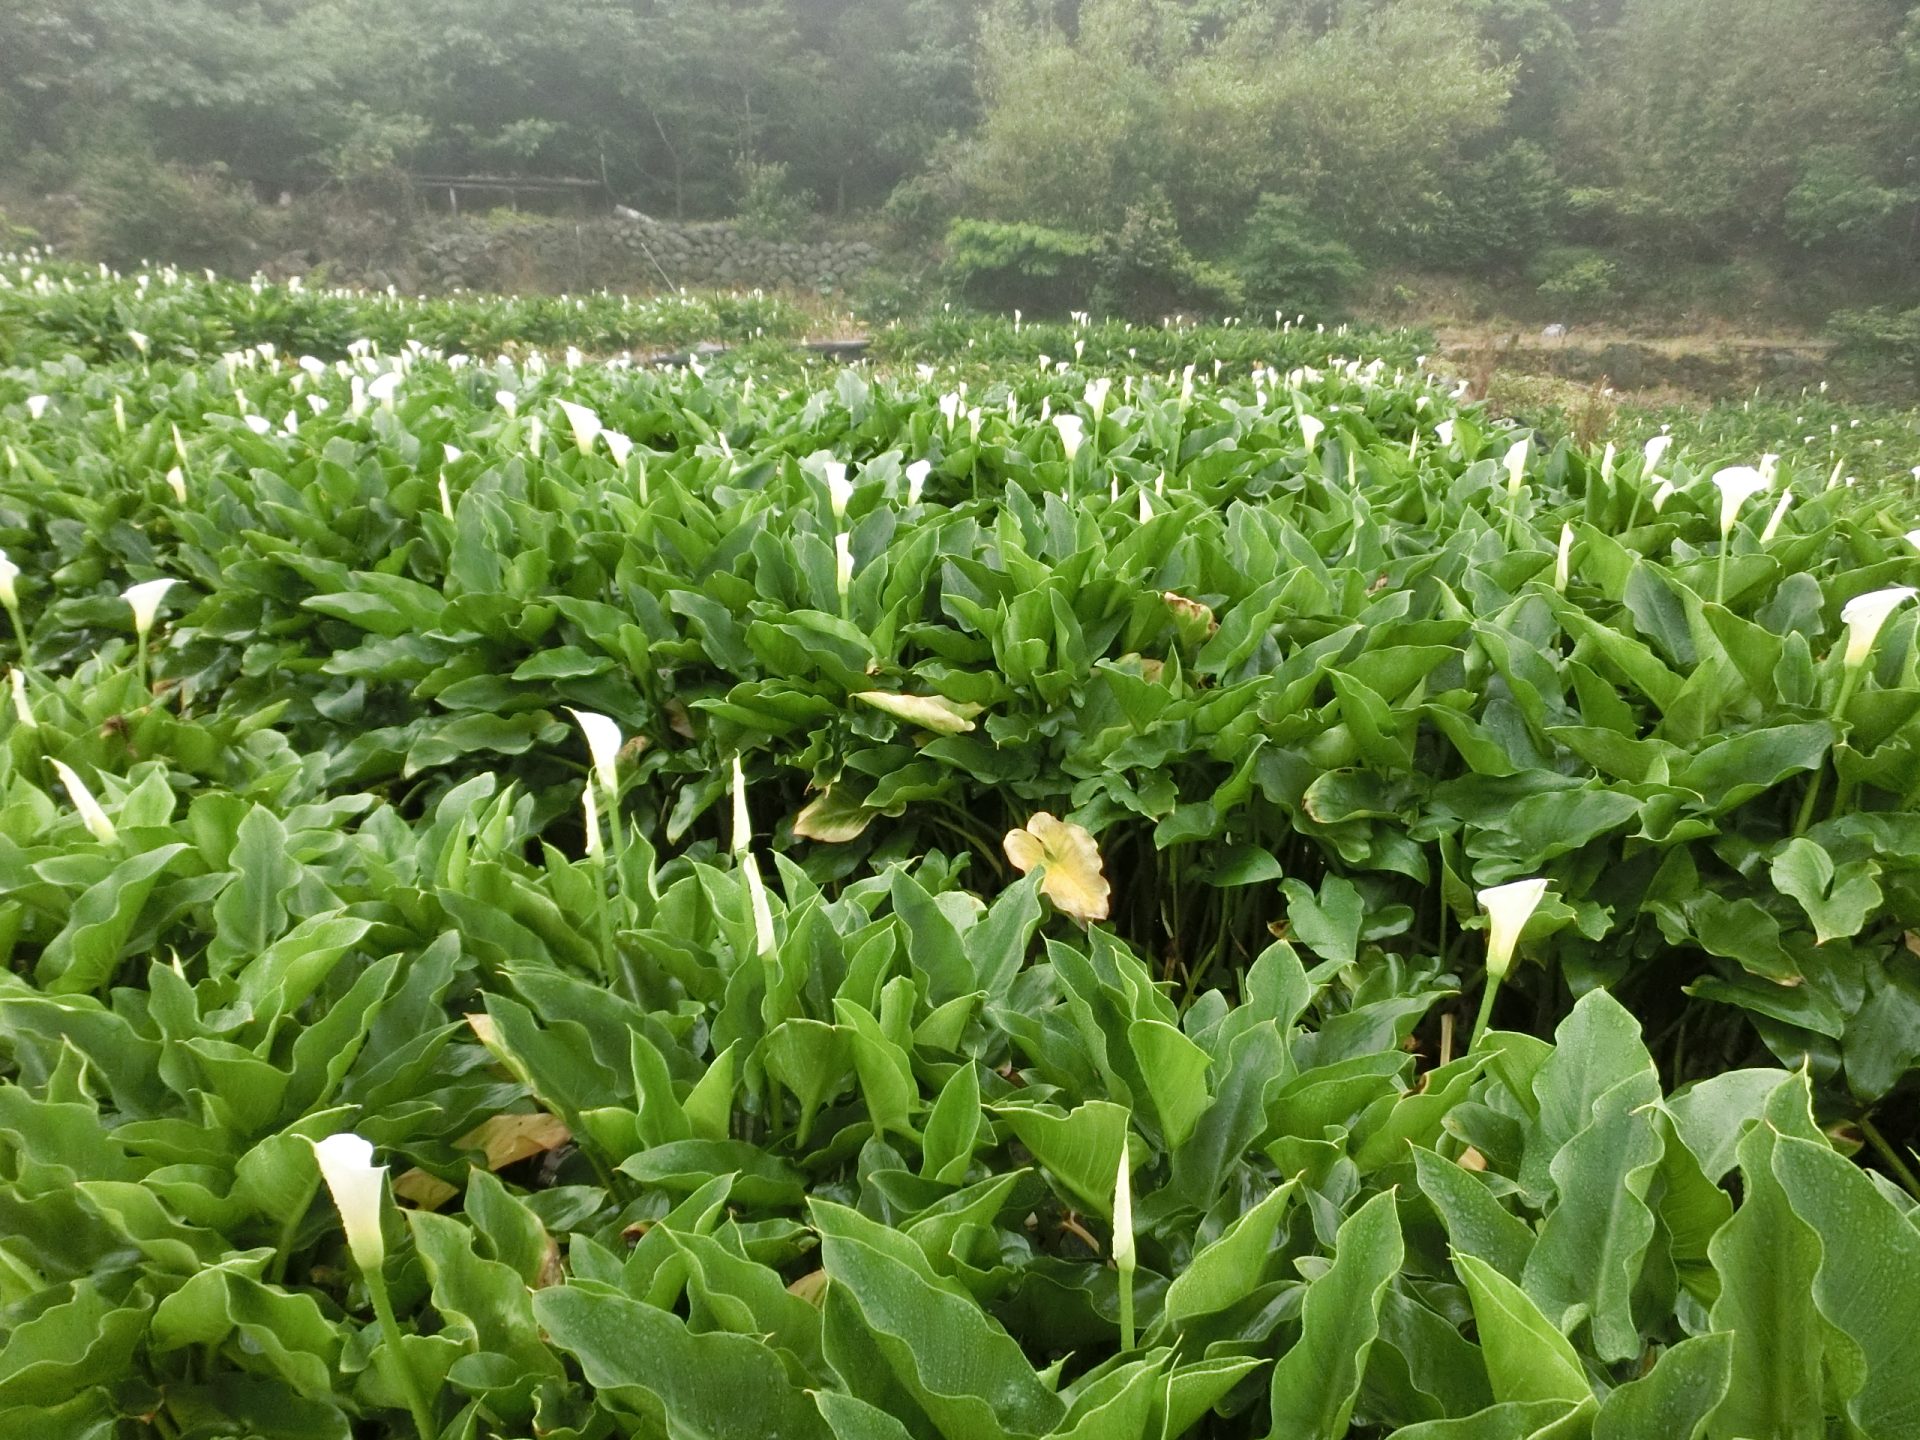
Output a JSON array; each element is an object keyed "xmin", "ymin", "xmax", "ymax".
[
  {"xmin": 1522, "ymin": 1070, "xmax": 1663, "ymax": 1362},
  {"xmin": 1771, "ymin": 1130, "xmax": 1920, "ymax": 1440},
  {"xmin": 1160, "ymin": 1180, "xmax": 1297, "ymax": 1334},
  {"xmin": 992, "ymin": 1099, "xmax": 1132, "ymax": 1218},
  {"xmin": 812, "ymin": 1200, "xmax": 1066, "ymax": 1440},
  {"xmin": 534, "ymin": 1283, "xmax": 830, "ymax": 1439},
  {"xmin": 1593, "ymin": 1333, "xmax": 1732, "ymax": 1440},
  {"xmin": 1266, "ymin": 1189, "xmax": 1403, "ymax": 1440},
  {"xmin": 1127, "ymin": 1019, "xmax": 1212, "ymax": 1150},
  {"xmin": 1453, "ymin": 1252, "xmax": 1591, "ymax": 1409}
]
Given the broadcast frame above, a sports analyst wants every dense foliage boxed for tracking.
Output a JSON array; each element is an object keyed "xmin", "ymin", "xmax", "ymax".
[
  {"xmin": 3, "ymin": 263, "xmax": 1920, "ymax": 1438},
  {"xmin": 2, "ymin": 0, "xmax": 1916, "ymax": 319}
]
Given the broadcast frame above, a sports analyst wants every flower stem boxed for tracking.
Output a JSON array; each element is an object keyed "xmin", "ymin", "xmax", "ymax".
[
  {"xmin": 1468, "ymin": 973, "xmax": 1503, "ymax": 1053},
  {"xmin": 1859, "ymin": 1114, "xmax": 1920, "ymax": 1201},
  {"xmin": 368, "ymin": 1274, "xmax": 437, "ymax": 1440},
  {"xmin": 1794, "ymin": 666, "xmax": 1861, "ymax": 837}
]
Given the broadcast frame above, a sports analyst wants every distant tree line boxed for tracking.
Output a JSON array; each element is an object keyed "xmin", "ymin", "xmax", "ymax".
[{"xmin": 1, "ymin": 0, "xmax": 1915, "ymax": 318}]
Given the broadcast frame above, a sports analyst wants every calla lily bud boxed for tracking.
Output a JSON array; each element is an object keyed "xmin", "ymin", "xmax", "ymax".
[
  {"xmin": 567, "ymin": 709, "xmax": 622, "ymax": 798},
  {"xmin": 1759, "ymin": 491, "xmax": 1793, "ymax": 543},
  {"xmin": 123, "ymin": 578, "xmax": 177, "ymax": 639},
  {"xmin": 1111, "ymin": 1148, "xmax": 1135, "ymax": 1270},
  {"xmin": 0, "ymin": 549, "xmax": 18, "ymax": 608},
  {"xmin": 165, "ymin": 467, "xmax": 187, "ymax": 502},
  {"xmin": 1053, "ymin": 414, "xmax": 1084, "ymax": 462},
  {"xmin": 731, "ymin": 755, "xmax": 751, "ymax": 857},
  {"xmin": 835, "ymin": 532, "xmax": 855, "ymax": 599},
  {"xmin": 9, "ymin": 668, "xmax": 33, "ymax": 729},
  {"xmin": 313, "ymin": 1133, "xmax": 388, "ymax": 1273},
  {"xmin": 557, "ymin": 400, "xmax": 602, "ymax": 455},
  {"xmin": 1554, "ymin": 524, "xmax": 1574, "ymax": 592},
  {"xmin": 1478, "ymin": 878, "xmax": 1549, "ymax": 983},
  {"xmin": 1841, "ymin": 586, "xmax": 1917, "ymax": 669},
  {"xmin": 742, "ymin": 852, "xmax": 777, "ymax": 957},
  {"xmin": 51, "ymin": 760, "xmax": 116, "ymax": 843},
  {"xmin": 1711, "ymin": 466, "xmax": 1769, "ymax": 538},
  {"xmin": 26, "ymin": 396, "xmax": 48, "ymax": 421},
  {"xmin": 582, "ymin": 783, "xmax": 602, "ymax": 859}
]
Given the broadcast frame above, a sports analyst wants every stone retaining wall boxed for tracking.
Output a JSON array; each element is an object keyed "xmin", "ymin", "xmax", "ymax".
[{"xmin": 406, "ymin": 215, "xmax": 881, "ymax": 294}]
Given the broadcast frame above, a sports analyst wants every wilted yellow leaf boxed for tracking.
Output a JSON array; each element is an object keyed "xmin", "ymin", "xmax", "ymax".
[
  {"xmin": 853, "ymin": 690, "xmax": 983, "ymax": 734},
  {"xmin": 390, "ymin": 1111, "xmax": 572, "ymax": 1212},
  {"xmin": 393, "ymin": 1169, "xmax": 459, "ymax": 1210},
  {"xmin": 1004, "ymin": 812, "xmax": 1110, "ymax": 924},
  {"xmin": 464, "ymin": 1111, "xmax": 572, "ymax": 1171},
  {"xmin": 793, "ymin": 786, "xmax": 873, "ymax": 843}
]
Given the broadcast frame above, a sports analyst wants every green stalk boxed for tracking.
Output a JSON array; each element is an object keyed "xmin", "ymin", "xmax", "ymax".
[
  {"xmin": 1468, "ymin": 972, "xmax": 1503, "ymax": 1054},
  {"xmin": 1859, "ymin": 1114, "xmax": 1920, "ymax": 1201},
  {"xmin": 2, "ymin": 599, "xmax": 26, "ymax": 667},
  {"xmin": 1794, "ymin": 665, "xmax": 1861, "ymax": 837},
  {"xmin": 368, "ymin": 1273, "xmax": 438, "ymax": 1440},
  {"xmin": 1117, "ymin": 1262, "xmax": 1136, "ymax": 1353}
]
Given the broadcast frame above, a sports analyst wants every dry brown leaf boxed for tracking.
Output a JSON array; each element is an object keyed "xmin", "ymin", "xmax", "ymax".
[
  {"xmin": 853, "ymin": 690, "xmax": 983, "ymax": 734},
  {"xmin": 1004, "ymin": 812, "xmax": 1110, "ymax": 924}
]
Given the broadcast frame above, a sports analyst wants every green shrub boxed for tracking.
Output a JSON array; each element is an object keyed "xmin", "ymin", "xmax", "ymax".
[
  {"xmin": 1092, "ymin": 191, "xmax": 1242, "ymax": 320},
  {"xmin": 1829, "ymin": 304, "xmax": 1920, "ymax": 381},
  {"xmin": 733, "ymin": 157, "xmax": 817, "ymax": 240},
  {"xmin": 1235, "ymin": 193, "xmax": 1365, "ymax": 320},
  {"xmin": 1531, "ymin": 245, "xmax": 1623, "ymax": 315},
  {"xmin": 1397, "ymin": 140, "xmax": 1563, "ymax": 272},
  {"xmin": 942, "ymin": 217, "xmax": 1103, "ymax": 314},
  {"xmin": 73, "ymin": 155, "xmax": 265, "ymax": 272}
]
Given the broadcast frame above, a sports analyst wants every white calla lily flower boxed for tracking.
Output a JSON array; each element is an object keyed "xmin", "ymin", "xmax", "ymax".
[
  {"xmin": 1841, "ymin": 586, "xmax": 1918, "ymax": 669},
  {"xmin": 313, "ymin": 1133, "xmax": 387, "ymax": 1273},
  {"xmin": 1299, "ymin": 414, "xmax": 1325, "ymax": 449},
  {"xmin": 1643, "ymin": 434, "xmax": 1672, "ymax": 471},
  {"xmin": 1759, "ymin": 491, "xmax": 1793, "ymax": 544},
  {"xmin": 26, "ymin": 395, "xmax": 48, "ymax": 421},
  {"xmin": 1711, "ymin": 465, "xmax": 1769, "ymax": 538},
  {"xmin": 51, "ymin": 760, "xmax": 116, "ymax": 843},
  {"xmin": 8, "ymin": 668, "xmax": 32, "ymax": 728},
  {"xmin": 567, "ymin": 709, "xmax": 623, "ymax": 798},
  {"xmin": 1478, "ymin": 878, "xmax": 1549, "ymax": 983},
  {"xmin": 824, "ymin": 461, "xmax": 852, "ymax": 519},
  {"xmin": 1053, "ymin": 414, "xmax": 1085, "ymax": 462},
  {"xmin": 1084, "ymin": 377, "xmax": 1111, "ymax": 427},
  {"xmin": 1554, "ymin": 524, "xmax": 1574, "ymax": 592},
  {"xmin": 123, "ymin": 578, "xmax": 176, "ymax": 638},
  {"xmin": 1503, "ymin": 437, "xmax": 1530, "ymax": 499},
  {"xmin": 557, "ymin": 400, "xmax": 602, "ymax": 455},
  {"xmin": 0, "ymin": 549, "xmax": 17, "ymax": 608},
  {"xmin": 905, "ymin": 460, "xmax": 931, "ymax": 506},
  {"xmin": 604, "ymin": 431, "xmax": 634, "ymax": 467}
]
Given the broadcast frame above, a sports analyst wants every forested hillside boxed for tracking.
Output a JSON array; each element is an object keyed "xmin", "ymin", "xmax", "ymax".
[{"xmin": 3, "ymin": 0, "xmax": 1916, "ymax": 331}]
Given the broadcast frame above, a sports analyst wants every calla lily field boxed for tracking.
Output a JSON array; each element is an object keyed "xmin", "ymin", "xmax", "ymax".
[{"xmin": 2, "ymin": 257, "xmax": 1920, "ymax": 1438}]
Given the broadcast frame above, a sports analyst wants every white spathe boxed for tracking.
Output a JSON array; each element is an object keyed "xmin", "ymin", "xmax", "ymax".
[
  {"xmin": 124, "ymin": 578, "xmax": 177, "ymax": 637},
  {"xmin": 1478, "ymin": 878, "xmax": 1549, "ymax": 982},
  {"xmin": 1841, "ymin": 586, "xmax": 1918, "ymax": 669},
  {"xmin": 313, "ymin": 1133, "xmax": 388, "ymax": 1273},
  {"xmin": 1053, "ymin": 414, "xmax": 1085, "ymax": 462},
  {"xmin": 1711, "ymin": 465, "xmax": 1770, "ymax": 538},
  {"xmin": 557, "ymin": 400, "xmax": 602, "ymax": 455},
  {"xmin": 567, "ymin": 709, "xmax": 622, "ymax": 798},
  {"xmin": 51, "ymin": 760, "xmax": 116, "ymax": 843}
]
